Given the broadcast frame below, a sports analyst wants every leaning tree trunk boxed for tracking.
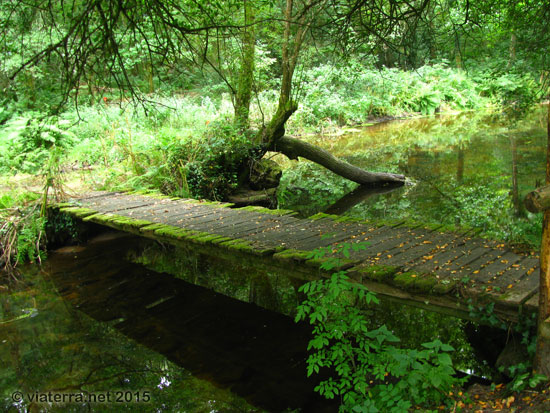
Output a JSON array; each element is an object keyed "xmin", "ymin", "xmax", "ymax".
[
  {"xmin": 246, "ymin": 0, "xmax": 404, "ymax": 188},
  {"xmin": 272, "ymin": 135, "xmax": 405, "ymax": 184}
]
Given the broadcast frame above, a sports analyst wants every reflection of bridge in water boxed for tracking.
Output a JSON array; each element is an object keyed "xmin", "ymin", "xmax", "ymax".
[
  {"xmin": 54, "ymin": 191, "xmax": 541, "ymax": 323},
  {"xmin": 47, "ymin": 233, "xmax": 335, "ymax": 412}
]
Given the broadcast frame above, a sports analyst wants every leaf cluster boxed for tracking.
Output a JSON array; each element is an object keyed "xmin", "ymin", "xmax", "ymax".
[{"xmin": 295, "ymin": 244, "xmax": 464, "ymax": 412}]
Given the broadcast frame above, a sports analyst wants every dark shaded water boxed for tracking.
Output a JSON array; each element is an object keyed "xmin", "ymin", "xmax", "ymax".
[{"xmin": 2, "ymin": 232, "xmax": 335, "ymax": 412}]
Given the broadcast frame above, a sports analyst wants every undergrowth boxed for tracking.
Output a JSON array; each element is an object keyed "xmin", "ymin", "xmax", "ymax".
[{"xmin": 295, "ymin": 243, "xmax": 464, "ymax": 412}]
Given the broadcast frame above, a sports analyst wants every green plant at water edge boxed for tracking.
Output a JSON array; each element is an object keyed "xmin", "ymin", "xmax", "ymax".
[
  {"xmin": 295, "ymin": 244, "xmax": 463, "ymax": 412},
  {"xmin": 15, "ymin": 212, "xmax": 46, "ymax": 264}
]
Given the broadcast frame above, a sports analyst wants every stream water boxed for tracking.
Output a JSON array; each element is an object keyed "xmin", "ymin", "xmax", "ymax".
[
  {"xmin": 1, "ymin": 107, "xmax": 548, "ymax": 412},
  {"xmin": 278, "ymin": 107, "xmax": 547, "ymax": 248}
]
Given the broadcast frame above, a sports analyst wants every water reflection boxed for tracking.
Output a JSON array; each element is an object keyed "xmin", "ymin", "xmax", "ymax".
[
  {"xmin": 1, "ymin": 236, "xmax": 270, "ymax": 412},
  {"xmin": 324, "ymin": 183, "xmax": 403, "ymax": 215},
  {"xmin": 41, "ymin": 232, "xmax": 334, "ymax": 412},
  {"xmin": 278, "ymin": 107, "xmax": 547, "ymax": 247}
]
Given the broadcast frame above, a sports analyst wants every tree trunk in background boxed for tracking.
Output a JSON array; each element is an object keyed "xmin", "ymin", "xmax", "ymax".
[
  {"xmin": 273, "ymin": 136, "xmax": 405, "ymax": 184},
  {"xmin": 534, "ymin": 105, "xmax": 550, "ymax": 377},
  {"xmin": 457, "ymin": 144, "xmax": 464, "ymax": 183},
  {"xmin": 511, "ymin": 137, "xmax": 522, "ymax": 216},
  {"xmin": 234, "ymin": 0, "xmax": 256, "ymax": 131},
  {"xmin": 507, "ymin": 32, "xmax": 517, "ymax": 69}
]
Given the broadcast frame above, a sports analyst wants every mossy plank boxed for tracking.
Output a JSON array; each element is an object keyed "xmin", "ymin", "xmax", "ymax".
[
  {"xmin": 307, "ymin": 212, "xmax": 342, "ymax": 222},
  {"xmin": 392, "ymin": 272, "xmax": 418, "ymax": 289},
  {"xmin": 304, "ymin": 256, "xmax": 359, "ymax": 271},
  {"xmin": 53, "ymin": 202, "xmax": 77, "ymax": 209},
  {"xmin": 154, "ymin": 225, "xmax": 192, "ymax": 239},
  {"xmin": 431, "ymin": 279, "xmax": 458, "ymax": 294},
  {"xmin": 59, "ymin": 206, "xmax": 98, "ymax": 218},
  {"xmin": 350, "ymin": 264, "xmax": 399, "ymax": 282},
  {"xmin": 413, "ymin": 273, "xmax": 439, "ymax": 293},
  {"xmin": 140, "ymin": 223, "xmax": 171, "ymax": 234},
  {"xmin": 240, "ymin": 205, "xmax": 297, "ymax": 216},
  {"xmin": 273, "ymin": 249, "xmax": 311, "ymax": 262}
]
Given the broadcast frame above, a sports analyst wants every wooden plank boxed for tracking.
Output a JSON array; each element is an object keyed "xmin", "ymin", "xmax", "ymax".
[
  {"xmin": 209, "ymin": 219, "xmax": 284, "ymax": 238},
  {"xmin": 242, "ymin": 219, "xmax": 324, "ymax": 244},
  {"xmin": 295, "ymin": 226, "xmax": 377, "ymax": 251},
  {"xmin": 430, "ymin": 241, "xmax": 500, "ymax": 277},
  {"xmin": 196, "ymin": 211, "xmax": 282, "ymax": 233},
  {"xmin": 227, "ymin": 215, "xmax": 316, "ymax": 239},
  {"xmin": 122, "ymin": 200, "xmax": 196, "ymax": 218},
  {"xmin": 77, "ymin": 191, "xmax": 122, "ymax": 201},
  {"xmin": 80, "ymin": 193, "xmax": 151, "ymax": 206},
  {"xmin": 474, "ymin": 251, "xmax": 525, "ymax": 283},
  {"xmin": 359, "ymin": 228, "xmax": 429, "ymax": 262},
  {"xmin": 406, "ymin": 236, "xmax": 472, "ymax": 273},
  {"xmin": 380, "ymin": 231, "xmax": 457, "ymax": 266},
  {"xmin": 350, "ymin": 225, "xmax": 424, "ymax": 261},
  {"xmin": 524, "ymin": 292, "xmax": 539, "ymax": 310},
  {"xmin": 174, "ymin": 209, "xmax": 244, "ymax": 228},
  {"xmin": 497, "ymin": 265, "xmax": 540, "ymax": 307},
  {"xmin": 491, "ymin": 256, "xmax": 540, "ymax": 287},
  {"xmin": 165, "ymin": 207, "xmax": 232, "ymax": 226},
  {"xmin": 288, "ymin": 220, "xmax": 390, "ymax": 251},
  {"xmin": 137, "ymin": 199, "xmax": 215, "ymax": 221},
  {"xmin": 111, "ymin": 202, "xmax": 189, "ymax": 220},
  {"xmin": 82, "ymin": 198, "xmax": 161, "ymax": 214}
]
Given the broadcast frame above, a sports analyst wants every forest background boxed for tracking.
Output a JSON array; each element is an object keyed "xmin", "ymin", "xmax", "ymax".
[{"xmin": 1, "ymin": 1, "xmax": 550, "ymax": 410}]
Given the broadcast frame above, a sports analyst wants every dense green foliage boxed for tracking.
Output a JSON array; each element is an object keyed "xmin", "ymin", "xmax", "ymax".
[{"xmin": 295, "ymin": 244, "xmax": 463, "ymax": 411}]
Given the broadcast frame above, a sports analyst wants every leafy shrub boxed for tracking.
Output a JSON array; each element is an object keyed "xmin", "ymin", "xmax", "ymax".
[
  {"xmin": 0, "ymin": 114, "xmax": 75, "ymax": 174},
  {"xmin": 16, "ymin": 213, "xmax": 46, "ymax": 264},
  {"xmin": 165, "ymin": 118, "xmax": 261, "ymax": 200},
  {"xmin": 476, "ymin": 72, "xmax": 541, "ymax": 112},
  {"xmin": 295, "ymin": 244, "xmax": 464, "ymax": 412}
]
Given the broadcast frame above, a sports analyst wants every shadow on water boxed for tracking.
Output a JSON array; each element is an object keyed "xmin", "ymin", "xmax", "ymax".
[{"xmin": 45, "ymin": 231, "xmax": 336, "ymax": 412}]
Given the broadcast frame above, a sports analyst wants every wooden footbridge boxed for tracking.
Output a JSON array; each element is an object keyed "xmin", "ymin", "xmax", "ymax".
[{"xmin": 53, "ymin": 191, "xmax": 541, "ymax": 323}]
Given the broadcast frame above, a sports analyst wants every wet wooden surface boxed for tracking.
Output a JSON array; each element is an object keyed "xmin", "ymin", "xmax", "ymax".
[{"xmin": 61, "ymin": 192, "xmax": 541, "ymax": 321}]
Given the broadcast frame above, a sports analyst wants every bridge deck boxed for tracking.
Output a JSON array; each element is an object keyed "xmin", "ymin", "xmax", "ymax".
[{"xmin": 54, "ymin": 191, "xmax": 541, "ymax": 322}]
